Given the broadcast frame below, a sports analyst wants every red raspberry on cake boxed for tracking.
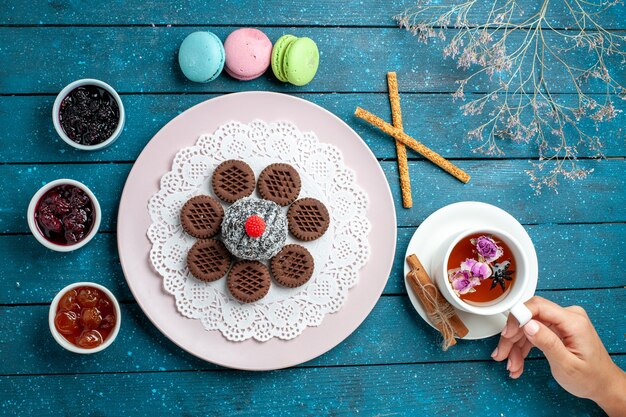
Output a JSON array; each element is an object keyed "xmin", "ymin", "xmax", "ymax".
[{"xmin": 245, "ymin": 215, "xmax": 266, "ymax": 238}]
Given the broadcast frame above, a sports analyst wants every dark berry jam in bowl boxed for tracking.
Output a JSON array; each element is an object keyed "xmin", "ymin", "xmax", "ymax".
[
  {"xmin": 52, "ymin": 79, "xmax": 125, "ymax": 151},
  {"xmin": 49, "ymin": 282, "xmax": 121, "ymax": 354},
  {"xmin": 27, "ymin": 179, "xmax": 101, "ymax": 252}
]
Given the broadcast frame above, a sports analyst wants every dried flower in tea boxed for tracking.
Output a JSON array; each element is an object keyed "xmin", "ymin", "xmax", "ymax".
[{"xmin": 447, "ymin": 234, "xmax": 516, "ymax": 302}]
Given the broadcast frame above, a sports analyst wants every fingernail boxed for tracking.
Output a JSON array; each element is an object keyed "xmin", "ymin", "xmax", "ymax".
[
  {"xmin": 491, "ymin": 347, "xmax": 498, "ymax": 358},
  {"xmin": 524, "ymin": 320, "xmax": 540, "ymax": 336},
  {"xmin": 506, "ymin": 359, "xmax": 511, "ymax": 371},
  {"xmin": 501, "ymin": 326, "xmax": 508, "ymax": 337}
]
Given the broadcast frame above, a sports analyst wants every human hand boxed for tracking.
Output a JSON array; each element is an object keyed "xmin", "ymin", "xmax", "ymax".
[{"xmin": 491, "ymin": 296, "xmax": 626, "ymax": 416}]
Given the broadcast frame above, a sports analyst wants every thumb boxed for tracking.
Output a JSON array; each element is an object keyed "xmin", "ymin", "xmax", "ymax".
[{"xmin": 523, "ymin": 319, "xmax": 572, "ymax": 364}]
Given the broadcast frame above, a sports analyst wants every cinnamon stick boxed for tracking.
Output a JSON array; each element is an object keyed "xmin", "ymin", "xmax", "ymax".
[
  {"xmin": 387, "ymin": 72, "xmax": 412, "ymax": 209},
  {"xmin": 355, "ymin": 107, "xmax": 471, "ymax": 184},
  {"xmin": 406, "ymin": 254, "xmax": 469, "ymax": 339}
]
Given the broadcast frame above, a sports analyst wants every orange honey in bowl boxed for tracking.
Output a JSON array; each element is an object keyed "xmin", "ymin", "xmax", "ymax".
[{"xmin": 54, "ymin": 286, "xmax": 117, "ymax": 349}]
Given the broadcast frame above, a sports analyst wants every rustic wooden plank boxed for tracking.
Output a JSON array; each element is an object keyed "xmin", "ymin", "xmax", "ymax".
[
  {"xmin": 0, "ymin": 234, "xmax": 129, "ymax": 304},
  {"xmin": 1, "ymin": 0, "xmax": 625, "ymax": 29},
  {"xmin": 0, "ymin": 289, "xmax": 623, "ymax": 374},
  {"xmin": 385, "ymin": 159, "xmax": 626, "ymax": 227},
  {"xmin": 389, "ymin": 223, "xmax": 626, "ymax": 295},
  {"xmin": 0, "ymin": 163, "xmax": 130, "ymax": 234},
  {"xmin": 0, "ymin": 356, "xmax": 621, "ymax": 416},
  {"xmin": 1, "ymin": 223, "xmax": 623, "ymax": 304},
  {"xmin": 0, "ymin": 27, "xmax": 624, "ymax": 94},
  {"xmin": 1, "ymin": 93, "xmax": 624, "ymax": 164},
  {"xmin": 1, "ymin": 160, "xmax": 623, "ymax": 235}
]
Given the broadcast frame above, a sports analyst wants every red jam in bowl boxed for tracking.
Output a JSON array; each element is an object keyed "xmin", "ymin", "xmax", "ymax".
[
  {"xmin": 54, "ymin": 286, "xmax": 116, "ymax": 349},
  {"xmin": 35, "ymin": 184, "xmax": 95, "ymax": 245}
]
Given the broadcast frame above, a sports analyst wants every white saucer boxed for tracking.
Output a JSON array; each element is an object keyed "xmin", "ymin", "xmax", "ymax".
[{"xmin": 403, "ymin": 201, "xmax": 538, "ymax": 340}]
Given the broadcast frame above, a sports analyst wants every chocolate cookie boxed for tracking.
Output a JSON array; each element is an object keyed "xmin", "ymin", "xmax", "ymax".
[
  {"xmin": 257, "ymin": 163, "xmax": 301, "ymax": 206},
  {"xmin": 227, "ymin": 261, "xmax": 271, "ymax": 303},
  {"xmin": 271, "ymin": 244, "xmax": 314, "ymax": 288},
  {"xmin": 212, "ymin": 160, "xmax": 255, "ymax": 203},
  {"xmin": 287, "ymin": 198, "xmax": 330, "ymax": 241},
  {"xmin": 180, "ymin": 195, "xmax": 224, "ymax": 239},
  {"xmin": 187, "ymin": 239, "xmax": 232, "ymax": 282}
]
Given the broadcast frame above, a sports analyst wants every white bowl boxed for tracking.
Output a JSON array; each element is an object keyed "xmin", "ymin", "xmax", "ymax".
[
  {"xmin": 52, "ymin": 78, "xmax": 125, "ymax": 151},
  {"xmin": 49, "ymin": 282, "xmax": 121, "ymax": 354},
  {"xmin": 27, "ymin": 178, "xmax": 101, "ymax": 252}
]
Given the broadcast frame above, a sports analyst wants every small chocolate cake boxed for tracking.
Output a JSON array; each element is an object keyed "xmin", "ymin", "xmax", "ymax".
[{"xmin": 221, "ymin": 197, "xmax": 287, "ymax": 260}]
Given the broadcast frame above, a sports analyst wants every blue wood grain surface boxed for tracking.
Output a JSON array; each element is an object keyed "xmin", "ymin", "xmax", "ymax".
[
  {"xmin": 1, "ymin": 94, "xmax": 625, "ymax": 164},
  {"xmin": 0, "ymin": 1, "xmax": 625, "ymax": 416},
  {"xmin": 0, "ymin": 223, "xmax": 623, "ymax": 305},
  {"xmin": 2, "ymin": 0, "xmax": 625, "ymax": 28},
  {"xmin": 0, "ymin": 289, "xmax": 623, "ymax": 375},
  {"xmin": 1, "ymin": 27, "xmax": 624, "ymax": 94},
  {"xmin": 0, "ymin": 160, "xmax": 623, "ymax": 234}
]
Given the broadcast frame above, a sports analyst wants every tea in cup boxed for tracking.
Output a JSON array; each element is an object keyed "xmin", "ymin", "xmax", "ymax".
[{"xmin": 434, "ymin": 227, "xmax": 533, "ymax": 326}]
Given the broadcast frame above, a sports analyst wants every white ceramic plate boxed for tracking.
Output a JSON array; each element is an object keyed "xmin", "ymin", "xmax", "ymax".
[
  {"xmin": 403, "ymin": 201, "xmax": 538, "ymax": 339},
  {"xmin": 117, "ymin": 92, "xmax": 397, "ymax": 370}
]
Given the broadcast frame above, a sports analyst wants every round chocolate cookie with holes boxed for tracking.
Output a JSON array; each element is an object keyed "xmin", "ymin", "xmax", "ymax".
[
  {"xmin": 227, "ymin": 260, "xmax": 271, "ymax": 303},
  {"xmin": 212, "ymin": 159, "xmax": 255, "ymax": 203},
  {"xmin": 271, "ymin": 244, "xmax": 314, "ymax": 288},
  {"xmin": 221, "ymin": 197, "xmax": 287, "ymax": 260},
  {"xmin": 180, "ymin": 195, "xmax": 224, "ymax": 239},
  {"xmin": 187, "ymin": 239, "xmax": 232, "ymax": 282},
  {"xmin": 287, "ymin": 197, "xmax": 330, "ymax": 241},
  {"xmin": 257, "ymin": 163, "xmax": 301, "ymax": 206}
]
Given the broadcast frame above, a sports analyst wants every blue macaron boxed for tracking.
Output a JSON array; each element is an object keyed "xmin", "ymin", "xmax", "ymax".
[{"xmin": 178, "ymin": 31, "xmax": 225, "ymax": 83}]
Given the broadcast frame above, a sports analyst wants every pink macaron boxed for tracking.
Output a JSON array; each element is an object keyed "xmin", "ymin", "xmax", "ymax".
[{"xmin": 224, "ymin": 28, "xmax": 273, "ymax": 81}]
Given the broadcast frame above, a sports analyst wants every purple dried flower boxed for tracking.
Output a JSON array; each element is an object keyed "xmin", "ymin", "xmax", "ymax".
[
  {"xmin": 449, "ymin": 269, "xmax": 481, "ymax": 295},
  {"xmin": 461, "ymin": 258, "xmax": 492, "ymax": 279},
  {"xmin": 474, "ymin": 235, "xmax": 503, "ymax": 262},
  {"xmin": 394, "ymin": 0, "xmax": 625, "ymax": 193}
]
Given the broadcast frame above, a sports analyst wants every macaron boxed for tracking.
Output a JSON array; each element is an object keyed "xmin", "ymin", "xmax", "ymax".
[
  {"xmin": 178, "ymin": 31, "xmax": 225, "ymax": 83},
  {"xmin": 271, "ymin": 34, "xmax": 297, "ymax": 82},
  {"xmin": 271, "ymin": 35, "xmax": 319, "ymax": 86},
  {"xmin": 224, "ymin": 28, "xmax": 272, "ymax": 81}
]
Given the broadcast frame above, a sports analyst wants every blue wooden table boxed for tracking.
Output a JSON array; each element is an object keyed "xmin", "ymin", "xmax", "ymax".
[{"xmin": 0, "ymin": 1, "xmax": 624, "ymax": 416}]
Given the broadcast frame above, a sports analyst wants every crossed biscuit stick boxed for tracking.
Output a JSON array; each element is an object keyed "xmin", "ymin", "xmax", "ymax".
[
  {"xmin": 387, "ymin": 72, "xmax": 413, "ymax": 208},
  {"xmin": 355, "ymin": 75, "xmax": 471, "ymax": 187}
]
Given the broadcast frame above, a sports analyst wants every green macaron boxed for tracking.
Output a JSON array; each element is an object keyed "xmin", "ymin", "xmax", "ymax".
[
  {"xmin": 283, "ymin": 37, "xmax": 319, "ymax": 86},
  {"xmin": 271, "ymin": 34, "xmax": 297, "ymax": 82},
  {"xmin": 271, "ymin": 35, "xmax": 319, "ymax": 86}
]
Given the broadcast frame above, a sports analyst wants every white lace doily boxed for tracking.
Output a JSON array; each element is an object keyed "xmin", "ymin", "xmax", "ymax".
[{"xmin": 147, "ymin": 120, "xmax": 371, "ymax": 342}]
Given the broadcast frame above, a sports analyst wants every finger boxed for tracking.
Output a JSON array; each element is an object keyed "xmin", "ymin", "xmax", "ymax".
[
  {"xmin": 523, "ymin": 319, "xmax": 574, "ymax": 365},
  {"xmin": 565, "ymin": 305, "xmax": 587, "ymax": 317},
  {"xmin": 546, "ymin": 323, "xmax": 562, "ymax": 339},
  {"xmin": 493, "ymin": 326, "xmax": 527, "ymax": 362},
  {"xmin": 492, "ymin": 336, "xmax": 514, "ymax": 362},
  {"xmin": 520, "ymin": 340, "xmax": 533, "ymax": 359},
  {"xmin": 524, "ymin": 296, "xmax": 575, "ymax": 327},
  {"xmin": 501, "ymin": 313, "xmax": 521, "ymax": 339},
  {"xmin": 514, "ymin": 335, "xmax": 528, "ymax": 351},
  {"xmin": 507, "ymin": 345, "xmax": 525, "ymax": 376}
]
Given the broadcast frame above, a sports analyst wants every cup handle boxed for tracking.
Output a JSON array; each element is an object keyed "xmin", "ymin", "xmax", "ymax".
[{"xmin": 510, "ymin": 302, "xmax": 532, "ymax": 327}]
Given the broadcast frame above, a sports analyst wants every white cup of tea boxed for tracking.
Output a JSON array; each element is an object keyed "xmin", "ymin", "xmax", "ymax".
[{"xmin": 434, "ymin": 227, "xmax": 533, "ymax": 326}]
